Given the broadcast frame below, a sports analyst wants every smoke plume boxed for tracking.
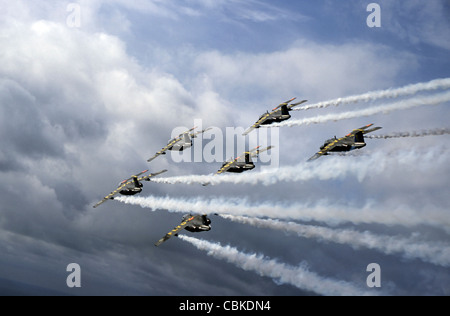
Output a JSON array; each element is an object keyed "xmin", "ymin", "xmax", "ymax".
[
  {"xmin": 115, "ymin": 193, "xmax": 450, "ymax": 230},
  {"xmin": 150, "ymin": 147, "xmax": 448, "ymax": 187},
  {"xmin": 178, "ymin": 235, "xmax": 375, "ymax": 296},
  {"xmin": 293, "ymin": 78, "xmax": 450, "ymax": 111},
  {"xmin": 366, "ymin": 128, "xmax": 450, "ymax": 139},
  {"xmin": 269, "ymin": 91, "xmax": 450, "ymax": 128},
  {"xmin": 220, "ymin": 215, "xmax": 450, "ymax": 267}
]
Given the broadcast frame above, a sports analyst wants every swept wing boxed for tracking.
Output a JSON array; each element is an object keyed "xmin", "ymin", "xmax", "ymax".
[
  {"xmin": 307, "ymin": 124, "xmax": 382, "ymax": 161},
  {"xmin": 93, "ymin": 169, "xmax": 167, "ymax": 208},
  {"xmin": 155, "ymin": 216, "xmax": 195, "ymax": 247},
  {"xmin": 147, "ymin": 127, "xmax": 198, "ymax": 162}
]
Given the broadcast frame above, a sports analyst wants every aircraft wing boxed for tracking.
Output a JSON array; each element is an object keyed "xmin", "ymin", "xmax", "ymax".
[
  {"xmin": 120, "ymin": 169, "xmax": 149, "ymax": 183},
  {"xmin": 138, "ymin": 169, "xmax": 168, "ymax": 182},
  {"xmin": 348, "ymin": 124, "xmax": 382, "ymax": 136},
  {"xmin": 147, "ymin": 137, "xmax": 182, "ymax": 162},
  {"xmin": 93, "ymin": 183, "xmax": 127, "ymax": 208},
  {"xmin": 148, "ymin": 127, "xmax": 199, "ymax": 162},
  {"xmin": 93, "ymin": 169, "xmax": 150, "ymax": 208},
  {"xmin": 243, "ymin": 113, "xmax": 271, "ymax": 136},
  {"xmin": 155, "ymin": 216, "xmax": 195, "ymax": 247},
  {"xmin": 249, "ymin": 145, "xmax": 274, "ymax": 158},
  {"xmin": 307, "ymin": 138, "xmax": 344, "ymax": 162},
  {"xmin": 338, "ymin": 124, "xmax": 383, "ymax": 142},
  {"xmin": 180, "ymin": 126, "xmax": 197, "ymax": 137},
  {"xmin": 307, "ymin": 153, "xmax": 324, "ymax": 162},
  {"xmin": 362, "ymin": 126, "xmax": 382, "ymax": 135},
  {"xmin": 272, "ymin": 98, "xmax": 297, "ymax": 111},
  {"xmin": 215, "ymin": 159, "xmax": 238, "ymax": 175},
  {"xmin": 190, "ymin": 127, "xmax": 212, "ymax": 138}
]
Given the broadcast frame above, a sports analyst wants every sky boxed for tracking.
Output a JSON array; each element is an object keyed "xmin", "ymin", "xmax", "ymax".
[{"xmin": 0, "ymin": 0, "xmax": 449, "ymax": 296}]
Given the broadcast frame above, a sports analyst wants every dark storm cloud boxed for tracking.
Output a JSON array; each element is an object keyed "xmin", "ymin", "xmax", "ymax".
[
  {"xmin": 0, "ymin": 79, "xmax": 64, "ymax": 160},
  {"xmin": 0, "ymin": 4, "xmax": 243, "ymax": 296}
]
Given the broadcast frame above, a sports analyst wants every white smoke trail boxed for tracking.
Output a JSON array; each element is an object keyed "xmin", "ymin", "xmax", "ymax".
[
  {"xmin": 150, "ymin": 146, "xmax": 448, "ymax": 187},
  {"xmin": 116, "ymin": 147, "xmax": 450, "ymax": 229},
  {"xmin": 178, "ymin": 235, "xmax": 375, "ymax": 296},
  {"xmin": 115, "ymin": 194, "xmax": 450, "ymax": 229},
  {"xmin": 219, "ymin": 215, "xmax": 450, "ymax": 267},
  {"xmin": 366, "ymin": 128, "xmax": 450, "ymax": 139},
  {"xmin": 268, "ymin": 91, "xmax": 450, "ymax": 128},
  {"xmin": 293, "ymin": 78, "xmax": 450, "ymax": 111}
]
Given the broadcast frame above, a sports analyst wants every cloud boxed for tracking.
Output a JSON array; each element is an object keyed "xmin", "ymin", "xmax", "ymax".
[
  {"xmin": 159, "ymin": 0, "xmax": 306, "ymax": 23},
  {"xmin": 379, "ymin": 0, "xmax": 450, "ymax": 50},
  {"xmin": 293, "ymin": 78, "xmax": 450, "ymax": 111},
  {"xmin": 0, "ymin": 5, "xmax": 245, "ymax": 295},
  {"xmin": 188, "ymin": 41, "xmax": 417, "ymax": 107}
]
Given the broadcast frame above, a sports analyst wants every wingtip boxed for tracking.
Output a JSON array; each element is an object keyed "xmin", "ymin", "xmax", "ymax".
[
  {"xmin": 307, "ymin": 154, "xmax": 321, "ymax": 162},
  {"xmin": 243, "ymin": 127, "xmax": 256, "ymax": 136}
]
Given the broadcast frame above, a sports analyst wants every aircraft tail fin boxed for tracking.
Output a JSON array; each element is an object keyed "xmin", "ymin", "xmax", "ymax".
[
  {"xmin": 364, "ymin": 126, "xmax": 383, "ymax": 135},
  {"xmin": 280, "ymin": 105, "xmax": 290, "ymax": 116},
  {"xmin": 357, "ymin": 126, "xmax": 382, "ymax": 143},
  {"xmin": 132, "ymin": 176, "xmax": 140, "ymax": 187},
  {"xmin": 354, "ymin": 131, "xmax": 365, "ymax": 144}
]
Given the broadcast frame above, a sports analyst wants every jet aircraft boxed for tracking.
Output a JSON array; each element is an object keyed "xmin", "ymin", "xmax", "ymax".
[
  {"xmin": 202, "ymin": 146, "xmax": 273, "ymax": 186},
  {"xmin": 215, "ymin": 146, "xmax": 274, "ymax": 174},
  {"xmin": 307, "ymin": 124, "xmax": 382, "ymax": 161},
  {"xmin": 243, "ymin": 98, "xmax": 307, "ymax": 136},
  {"xmin": 93, "ymin": 169, "xmax": 168, "ymax": 208},
  {"xmin": 155, "ymin": 214, "xmax": 212, "ymax": 246},
  {"xmin": 147, "ymin": 127, "xmax": 212, "ymax": 162}
]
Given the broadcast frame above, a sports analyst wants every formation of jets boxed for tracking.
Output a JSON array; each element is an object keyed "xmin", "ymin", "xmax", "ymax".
[{"xmin": 94, "ymin": 97, "xmax": 384, "ymax": 246}]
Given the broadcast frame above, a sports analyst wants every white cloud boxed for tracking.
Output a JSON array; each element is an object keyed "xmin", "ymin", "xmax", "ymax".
[
  {"xmin": 380, "ymin": 0, "xmax": 450, "ymax": 50},
  {"xmin": 173, "ymin": 41, "xmax": 418, "ymax": 137}
]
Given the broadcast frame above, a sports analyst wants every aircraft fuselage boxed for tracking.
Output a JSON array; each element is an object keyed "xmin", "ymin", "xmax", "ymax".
[
  {"xmin": 118, "ymin": 180, "xmax": 143, "ymax": 196},
  {"xmin": 168, "ymin": 140, "xmax": 193, "ymax": 152},
  {"xmin": 222, "ymin": 162, "xmax": 256, "ymax": 173},
  {"xmin": 183, "ymin": 214, "xmax": 212, "ymax": 233},
  {"xmin": 321, "ymin": 139, "xmax": 367, "ymax": 153},
  {"xmin": 260, "ymin": 108, "xmax": 291, "ymax": 126}
]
